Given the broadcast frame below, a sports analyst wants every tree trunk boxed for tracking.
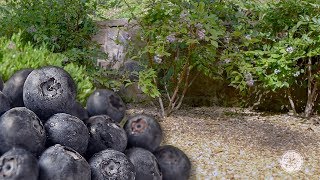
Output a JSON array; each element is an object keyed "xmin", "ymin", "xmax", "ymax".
[{"xmin": 304, "ymin": 57, "xmax": 318, "ymax": 118}]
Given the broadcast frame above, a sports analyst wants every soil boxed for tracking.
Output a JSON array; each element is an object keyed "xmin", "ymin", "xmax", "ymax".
[{"xmin": 126, "ymin": 104, "xmax": 320, "ymax": 179}]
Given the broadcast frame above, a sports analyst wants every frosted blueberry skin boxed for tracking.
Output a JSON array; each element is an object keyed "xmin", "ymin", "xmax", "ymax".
[
  {"xmin": 23, "ymin": 66, "xmax": 76, "ymax": 121},
  {"xmin": 86, "ymin": 115, "xmax": 127, "ymax": 158},
  {"xmin": 125, "ymin": 147, "xmax": 162, "ymax": 180},
  {"xmin": 0, "ymin": 148, "xmax": 39, "ymax": 180},
  {"xmin": 124, "ymin": 114, "xmax": 163, "ymax": 152},
  {"xmin": 44, "ymin": 113, "xmax": 89, "ymax": 155},
  {"xmin": 39, "ymin": 144, "xmax": 91, "ymax": 180},
  {"xmin": 154, "ymin": 145, "xmax": 191, "ymax": 180},
  {"xmin": 86, "ymin": 89, "xmax": 126, "ymax": 123},
  {"xmin": 89, "ymin": 149, "xmax": 135, "ymax": 180},
  {"xmin": 2, "ymin": 68, "xmax": 33, "ymax": 107},
  {"xmin": 0, "ymin": 107, "xmax": 46, "ymax": 156},
  {"xmin": 0, "ymin": 92, "xmax": 10, "ymax": 116}
]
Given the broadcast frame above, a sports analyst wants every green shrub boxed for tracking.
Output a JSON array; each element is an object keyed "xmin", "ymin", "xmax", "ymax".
[
  {"xmin": 0, "ymin": 33, "xmax": 95, "ymax": 105},
  {"xmin": 220, "ymin": 0, "xmax": 320, "ymax": 117},
  {"xmin": 127, "ymin": 0, "xmax": 224, "ymax": 116},
  {"xmin": 0, "ymin": 0, "xmax": 102, "ymax": 67}
]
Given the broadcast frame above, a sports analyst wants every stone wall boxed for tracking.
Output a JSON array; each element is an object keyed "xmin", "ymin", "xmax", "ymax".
[{"xmin": 92, "ymin": 19, "xmax": 139, "ymax": 69}]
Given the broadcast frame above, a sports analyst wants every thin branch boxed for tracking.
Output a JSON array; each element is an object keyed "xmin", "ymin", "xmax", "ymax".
[
  {"xmin": 308, "ymin": 57, "xmax": 312, "ymax": 97},
  {"xmin": 287, "ymin": 90, "xmax": 297, "ymax": 116},
  {"xmin": 172, "ymin": 95, "xmax": 179, "ymax": 108},
  {"xmin": 168, "ymin": 62, "xmax": 188, "ymax": 110},
  {"xmin": 168, "ymin": 42, "xmax": 195, "ymax": 110},
  {"xmin": 158, "ymin": 96, "xmax": 165, "ymax": 117},
  {"xmin": 305, "ymin": 57, "xmax": 314, "ymax": 118},
  {"xmin": 153, "ymin": 77, "xmax": 165, "ymax": 117},
  {"xmin": 175, "ymin": 66, "xmax": 191, "ymax": 110},
  {"xmin": 251, "ymin": 93, "xmax": 262, "ymax": 109},
  {"xmin": 164, "ymin": 82, "xmax": 171, "ymax": 100}
]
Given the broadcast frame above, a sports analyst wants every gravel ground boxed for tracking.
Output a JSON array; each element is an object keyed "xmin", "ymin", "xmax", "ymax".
[{"xmin": 126, "ymin": 104, "xmax": 320, "ymax": 179}]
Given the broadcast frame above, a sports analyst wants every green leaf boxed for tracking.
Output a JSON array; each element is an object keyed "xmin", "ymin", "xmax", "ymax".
[{"xmin": 211, "ymin": 40, "xmax": 218, "ymax": 48}]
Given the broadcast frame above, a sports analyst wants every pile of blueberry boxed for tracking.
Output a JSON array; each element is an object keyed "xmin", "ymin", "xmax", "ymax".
[{"xmin": 0, "ymin": 66, "xmax": 191, "ymax": 180}]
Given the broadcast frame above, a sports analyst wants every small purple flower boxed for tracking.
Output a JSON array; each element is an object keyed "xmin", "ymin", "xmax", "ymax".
[
  {"xmin": 7, "ymin": 41, "xmax": 16, "ymax": 50},
  {"xmin": 224, "ymin": 59, "xmax": 231, "ymax": 64},
  {"xmin": 245, "ymin": 73, "xmax": 254, "ymax": 86},
  {"xmin": 245, "ymin": 34, "xmax": 251, "ymax": 40},
  {"xmin": 274, "ymin": 69, "xmax": 281, "ymax": 74},
  {"xmin": 153, "ymin": 55, "xmax": 162, "ymax": 64},
  {"xmin": 197, "ymin": 29, "xmax": 206, "ymax": 40},
  {"xmin": 245, "ymin": 73, "xmax": 251, "ymax": 80},
  {"xmin": 293, "ymin": 71, "xmax": 300, "ymax": 77},
  {"xmin": 195, "ymin": 23, "xmax": 203, "ymax": 29},
  {"xmin": 179, "ymin": 11, "xmax": 191, "ymax": 25},
  {"xmin": 246, "ymin": 79, "xmax": 254, "ymax": 86},
  {"xmin": 180, "ymin": 11, "xmax": 188, "ymax": 20},
  {"xmin": 286, "ymin": 46, "xmax": 294, "ymax": 53},
  {"xmin": 166, "ymin": 34, "xmax": 176, "ymax": 43},
  {"xmin": 27, "ymin": 25, "xmax": 37, "ymax": 33}
]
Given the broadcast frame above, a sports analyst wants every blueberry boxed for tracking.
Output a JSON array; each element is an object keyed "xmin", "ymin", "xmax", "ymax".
[
  {"xmin": 23, "ymin": 66, "xmax": 77, "ymax": 121},
  {"xmin": 0, "ymin": 92, "xmax": 10, "ymax": 116},
  {"xmin": 86, "ymin": 115, "xmax": 127, "ymax": 158},
  {"xmin": 2, "ymin": 69, "xmax": 33, "ymax": 107},
  {"xmin": 0, "ymin": 148, "xmax": 39, "ymax": 180},
  {"xmin": 154, "ymin": 145, "xmax": 191, "ymax": 180},
  {"xmin": 125, "ymin": 147, "xmax": 162, "ymax": 180},
  {"xmin": 124, "ymin": 114, "xmax": 162, "ymax": 152},
  {"xmin": 44, "ymin": 113, "xmax": 89, "ymax": 155},
  {"xmin": 89, "ymin": 149, "xmax": 135, "ymax": 180},
  {"xmin": 69, "ymin": 101, "xmax": 89, "ymax": 121},
  {"xmin": 86, "ymin": 89, "xmax": 126, "ymax": 123},
  {"xmin": 39, "ymin": 144, "xmax": 91, "ymax": 180},
  {"xmin": 0, "ymin": 75, "xmax": 3, "ymax": 91},
  {"xmin": 0, "ymin": 107, "xmax": 46, "ymax": 156}
]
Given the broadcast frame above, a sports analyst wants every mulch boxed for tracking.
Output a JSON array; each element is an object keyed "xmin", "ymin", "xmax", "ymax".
[{"xmin": 126, "ymin": 104, "xmax": 320, "ymax": 179}]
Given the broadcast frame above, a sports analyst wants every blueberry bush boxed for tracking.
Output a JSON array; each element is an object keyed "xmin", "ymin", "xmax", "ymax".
[
  {"xmin": 127, "ymin": 0, "xmax": 224, "ymax": 116},
  {"xmin": 220, "ymin": 0, "xmax": 320, "ymax": 118}
]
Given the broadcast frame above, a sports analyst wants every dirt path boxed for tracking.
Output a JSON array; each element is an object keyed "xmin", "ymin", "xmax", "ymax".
[{"xmin": 126, "ymin": 105, "xmax": 320, "ymax": 179}]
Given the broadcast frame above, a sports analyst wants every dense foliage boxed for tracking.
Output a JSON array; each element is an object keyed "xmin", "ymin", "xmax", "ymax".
[
  {"xmin": 218, "ymin": 0, "xmax": 320, "ymax": 117},
  {"xmin": 119, "ymin": 0, "xmax": 320, "ymax": 117},
  {"xmin": 0, "ymin": 0, "xmax": 106, "ymax": 67}
]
